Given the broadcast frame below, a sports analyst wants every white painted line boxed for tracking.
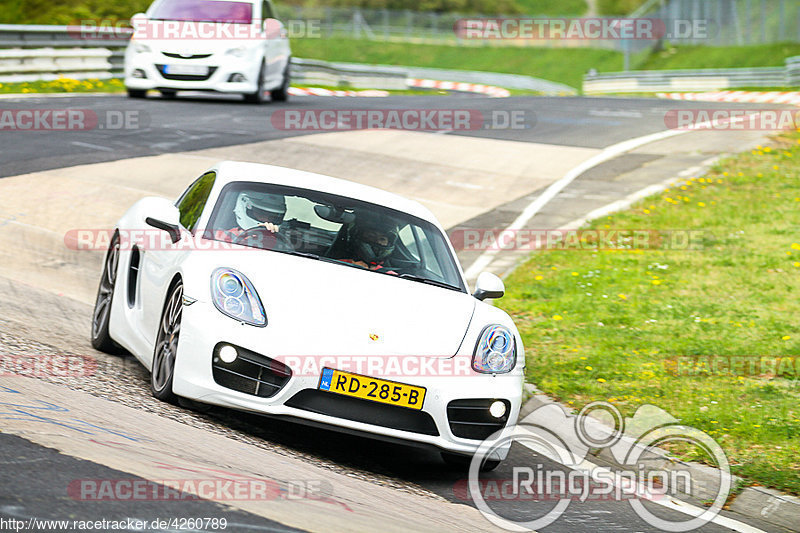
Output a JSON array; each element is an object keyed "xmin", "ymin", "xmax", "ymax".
[
  {"xmin": 0, "ymin": 92, "xmax": 118, "ymax": 99},
  {"xmin": 463, "ymin": 125, "xmax": 703, "ymax": 280},
  {"xmin": 71, "ymin": 141, "xmax": 114, "ymax": 152}
]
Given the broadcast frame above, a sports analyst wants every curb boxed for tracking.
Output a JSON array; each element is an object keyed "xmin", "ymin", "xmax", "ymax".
[{"xmin": 657, "ymin": 90, "xmax": 800, "ymax": 106}]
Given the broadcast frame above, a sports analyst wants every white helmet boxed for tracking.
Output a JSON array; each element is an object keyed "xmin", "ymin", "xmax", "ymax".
[{"xmin": 234, "ymin": 191, "xmax": 286, "ymax": 230}]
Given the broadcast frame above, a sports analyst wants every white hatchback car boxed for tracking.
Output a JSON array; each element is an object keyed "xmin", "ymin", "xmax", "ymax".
[
  {"xmin": 124, "ymin": 0, "xmax": 291, "ymax": 103},
  {"xmin": 91, "ymin": 162, "xmax": 524, "ymax": 469}
]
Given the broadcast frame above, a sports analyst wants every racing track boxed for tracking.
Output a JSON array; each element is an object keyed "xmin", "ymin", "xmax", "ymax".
[{"xmin": 0, "ymin": 91, "xmax": 791, "ymax": 533}]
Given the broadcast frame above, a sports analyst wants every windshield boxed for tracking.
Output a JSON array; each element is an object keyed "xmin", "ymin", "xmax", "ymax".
[
  {"xmin": 150, "ymin": 0, "xmax": 253, "ymax": 23},
  {"xmin": 204, "ymin": 182, "xmax": 466, "ymax": 292}
]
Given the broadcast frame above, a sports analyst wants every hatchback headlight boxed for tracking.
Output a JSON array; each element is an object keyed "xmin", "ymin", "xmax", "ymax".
[
  {"xmin": 210, "ymin": 268, "xmax": 266, "ymax": 327},
  {"xmin": 472, "ymin": 325, "xmax": 516, "ymax": 373}
]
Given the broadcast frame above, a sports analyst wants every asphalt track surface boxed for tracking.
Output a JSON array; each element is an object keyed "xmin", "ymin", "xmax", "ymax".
[{"xmin": 0, "ymin": 91, "xmax": 789, "ymax": 533}]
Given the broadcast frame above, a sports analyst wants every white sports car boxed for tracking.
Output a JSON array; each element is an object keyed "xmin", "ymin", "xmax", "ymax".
[{"xmin": 91, "ymin": 162, "xmax": 524, "ymax": 468}]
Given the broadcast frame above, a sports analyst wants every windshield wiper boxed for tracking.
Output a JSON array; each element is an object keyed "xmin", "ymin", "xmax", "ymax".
[{"xmin": 399, "ymin": 274, "xmax": 461, "ymax": 292}]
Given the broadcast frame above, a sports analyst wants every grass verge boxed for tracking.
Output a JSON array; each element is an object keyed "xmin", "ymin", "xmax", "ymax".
[
  {"xmin": 0, "ymin": 78, "xmax": 126, "ymax": 94},
  {"xmin": 499, "ymin": 133, "xmax": 800, "ymax": 494}
]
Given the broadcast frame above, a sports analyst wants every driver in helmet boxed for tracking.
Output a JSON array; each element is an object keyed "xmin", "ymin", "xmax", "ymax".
[
  {"xmin": 336, "ymin": 212, "xmax": 399, "ymax": 273},
  {"xmin": 223, "ymin": 190, "xmax": 286, "ymax": 244}
]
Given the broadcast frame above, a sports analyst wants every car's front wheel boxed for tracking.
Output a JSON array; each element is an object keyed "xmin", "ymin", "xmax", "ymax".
[
  {"xmin": 151, "ymin": 280, "xmax": 183, "ymax": 403},
  {"xmin": 91, "ymin": 232, "xmax": 123, "ymax": 353},
  {"xmin": 270, "ymin": 62, "xmax": 290, "ymax": 102}
]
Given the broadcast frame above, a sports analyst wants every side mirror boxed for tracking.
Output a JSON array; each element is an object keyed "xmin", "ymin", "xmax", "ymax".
[
  {"xmin": 473, "ymin": 272, "xmax": 505, "ymax": 301},
  {"xmin": 139, "ymin": 197, "xmax": 183, "ymax": 244}
]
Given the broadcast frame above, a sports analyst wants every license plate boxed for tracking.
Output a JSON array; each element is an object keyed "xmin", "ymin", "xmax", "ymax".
[
  {"xmin": 164, "ymin": 64, "xmax": 209, "ymax": 76},
  {"xmin": 318, "ymin": 368, "xmax": 426, "ymax": 410}
]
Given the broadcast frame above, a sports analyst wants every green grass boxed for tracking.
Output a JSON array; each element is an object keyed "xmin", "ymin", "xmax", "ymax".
[
  {"xmin": 639, "ymin": 43, "xmax": 800, "ymax": 70},
  {"xmin": 514, "ymin": 0, "xmax": 587, "ymax": 15},
  {"xmin": 291, "ymin": 38, "xmax": 623, "ymax": 89},
  {"xmin": 498, "ymin": 135, "xmax": 800, "ymax": 494},
  {"xmin": 0, "ymin": 77, "xmax": 125, "ymax": 94}
]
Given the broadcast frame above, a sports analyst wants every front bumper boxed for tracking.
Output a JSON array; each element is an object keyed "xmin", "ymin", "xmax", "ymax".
[
  {"xmin": 172, "ymin": 300, "xmax": 524, "ymax": 458},
  {"xmin": 124, "ymin": 47, "xmax": 261, "ymax": 93}
]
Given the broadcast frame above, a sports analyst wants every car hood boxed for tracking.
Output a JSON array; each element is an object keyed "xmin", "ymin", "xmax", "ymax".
[{"xmin": 224, "ymin": 252, "xmax": 476, "ymax": 358}]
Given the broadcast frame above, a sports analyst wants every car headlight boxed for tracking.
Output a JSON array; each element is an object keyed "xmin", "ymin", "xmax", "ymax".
[
  {"xmin": 472, "ymin": 325, "xmax": 516, "ymax": 373},
  {"xmin": 132, "ymin": 42, "xmax": 151, "ymax": 53},
  {"xmin": 210, "ymin": 268, "xmax": 266, "ymax": 327},
  {"xmin": 225, "ymin": 46, "xmax": 246, "ymax": 57}
]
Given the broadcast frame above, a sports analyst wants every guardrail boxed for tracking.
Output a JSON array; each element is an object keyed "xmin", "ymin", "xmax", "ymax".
[
  {"xmin": 583, "ymin": 63, "xmax": 796, "ymax": 94},
  {"xmin": 0, "ymin": 24, "xmax": 576, "ymax": 94}
]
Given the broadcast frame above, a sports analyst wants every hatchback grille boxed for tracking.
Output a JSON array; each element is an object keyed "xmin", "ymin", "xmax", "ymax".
[{"xmin": 162, "ymin": 52, "xmax": 213, "ymax": 59}]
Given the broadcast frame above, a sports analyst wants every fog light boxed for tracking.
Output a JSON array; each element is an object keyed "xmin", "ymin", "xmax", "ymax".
[
  {"xmin": 228, "ymin": 73, "xmax": 246, "ymax": 83},
  {"xmin": 218, "ymin": 345, "xmax": 238, "ymax": 364},
  {"xmin": 489, "ymin": 400, "xmax": 506, "ymax": 418},
  {"xmin": 132, "ymin": 69, "xmax": 147, "ymax": 79}
]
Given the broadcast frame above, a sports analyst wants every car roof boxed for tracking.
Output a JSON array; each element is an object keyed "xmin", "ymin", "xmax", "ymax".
[{"xmin": 211, "ymin": 161, "xmax": 439, "ymax": 224}]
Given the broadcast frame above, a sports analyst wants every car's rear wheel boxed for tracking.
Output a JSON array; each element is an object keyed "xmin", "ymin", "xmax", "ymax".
[
  {"xmin": 270, "ymin": 62, "xmax": 290, "ymax": 102},
  {"xmin": 127, "ymin": 89, "xmax": 147, "ymax": 98},
  {"xmin": 151, "ymin": 280, "xmax": 183, "ymax": 404},
  {"xmin": 160, "ymin": 89, "xmax": 177, "ymax": 99},
  {"xmin": 243, "ymin": 61, "xmax": 266, "ymax": 104},
  {"xmin": 441, "ymin": 452, "xmax": 501, "ymax": 472},
  {"xmin": 91, "ymin": 232, "xmax": 123, "ymax": 353}
]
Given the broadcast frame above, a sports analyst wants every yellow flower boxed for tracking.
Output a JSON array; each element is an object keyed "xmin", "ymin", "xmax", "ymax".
[
  {"xmin": 534, "ymin": 275, "xmax": 544, "ymax": 280},
  {"xmin": 571, "ymin": 271, "xmax": 579, "ymax": 276},
  {"xmin": 643, "ymin": 209, "xmax": 650, "ymax": 214},
  {"xmin": 651, "ymin": 279, "xmax": 662, "ymax": 285},
  {"xmin": 792, "ymin": 243, "xmax": 800, "ymax": 250},
  {"xmin": 649, "ymin": 204, "xmax": 655, "ymax": 209},
  {"xmin": 680, "ymin": 185, "xmax": 688, "ymax": 190},
  {"xmin": 754, "ymin": 424, "xmax": 761, "ymax": 428},
  {"xmin": 698, "ymin": 202, "xmax": 705, "ymax": 207},
  {"xmin": 756, "ymin": 173, "xmax": 763, "ymax": 178},
  {"xmin": 764, "ymin": 147, "xmax": 771, "ymax": 153},
  {"xmin": 585, "ymin": 366, "xmax": 593, "ymax": 371},
  {"xmin": 782, "ymin": 336, "xmax": 791, "ymax": 340},
  {"xmin": 597, "ymin": 378, "xmax": 606, "ymax": 383},
  {"xmin": 551, "ymin": 266, "xmax": 558, "ymax": 270},
  {"xmin": 618, "ymin": 293, "xmax": 627, "ymax": 300},
  {"xmin": 553, "ymin": 315, "xmax": 563, "ymax": 321},
  {"xmin": 773, "ymin": 165, "xmax": 779, "ymax": 170},
  {"xmin": 794, "ymin": 262, "xmax": 800, "ymax": 267}
]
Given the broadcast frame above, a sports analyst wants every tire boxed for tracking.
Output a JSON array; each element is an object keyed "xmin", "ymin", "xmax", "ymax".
[
  {"xmin": 151, "ymin": 280, "xmax": 183, "ymax": 404},
  {"xmin": 243, "ymin": 61, "xmax": 267, "ymax": 104},
  {"xmin": 159, "ymin": 89, "xmax": 177, "ymax": 99},
  {"xmin": 127, "ymin": 89, "xmax": 147, "ymax": 98},
  {"xmin": 270, "ymin": 62, "xmax": 290, "ymax": 102},
  {"xmin": 441, "ymin": 452, "xmax": 501, "ymax": 472},
  {"xmin": 91, "ymin": 232, "xmax": 124, "ymax": 354}
]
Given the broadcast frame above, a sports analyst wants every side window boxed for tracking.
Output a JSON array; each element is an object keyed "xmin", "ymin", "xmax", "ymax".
[
  {"xmin": 177, "ymin": 171, "xmax": 216, "ymax": 232},
  {"xmin": 398, "ymin": 224, "xmax": 420, "ymax": 260}
]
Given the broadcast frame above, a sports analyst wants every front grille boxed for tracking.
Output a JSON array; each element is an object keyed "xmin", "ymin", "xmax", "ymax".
[
  {"xmin": 285, "ymin": 389, "xmax": 439, "ymax": 436},
  {"xmin": 212, "ymin": 343, "xmax": 291, "ymax": 398},
  {"xmin": 447, "ymin": 399, "xmax": 510, "ymax": 440},
  {"xmin": 162, "ymin": 52, "xmax": 213, "ymax": 59},
  {"xmin": 156, "ymin": 64, "xmax": 217, "ymax": 81}
]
